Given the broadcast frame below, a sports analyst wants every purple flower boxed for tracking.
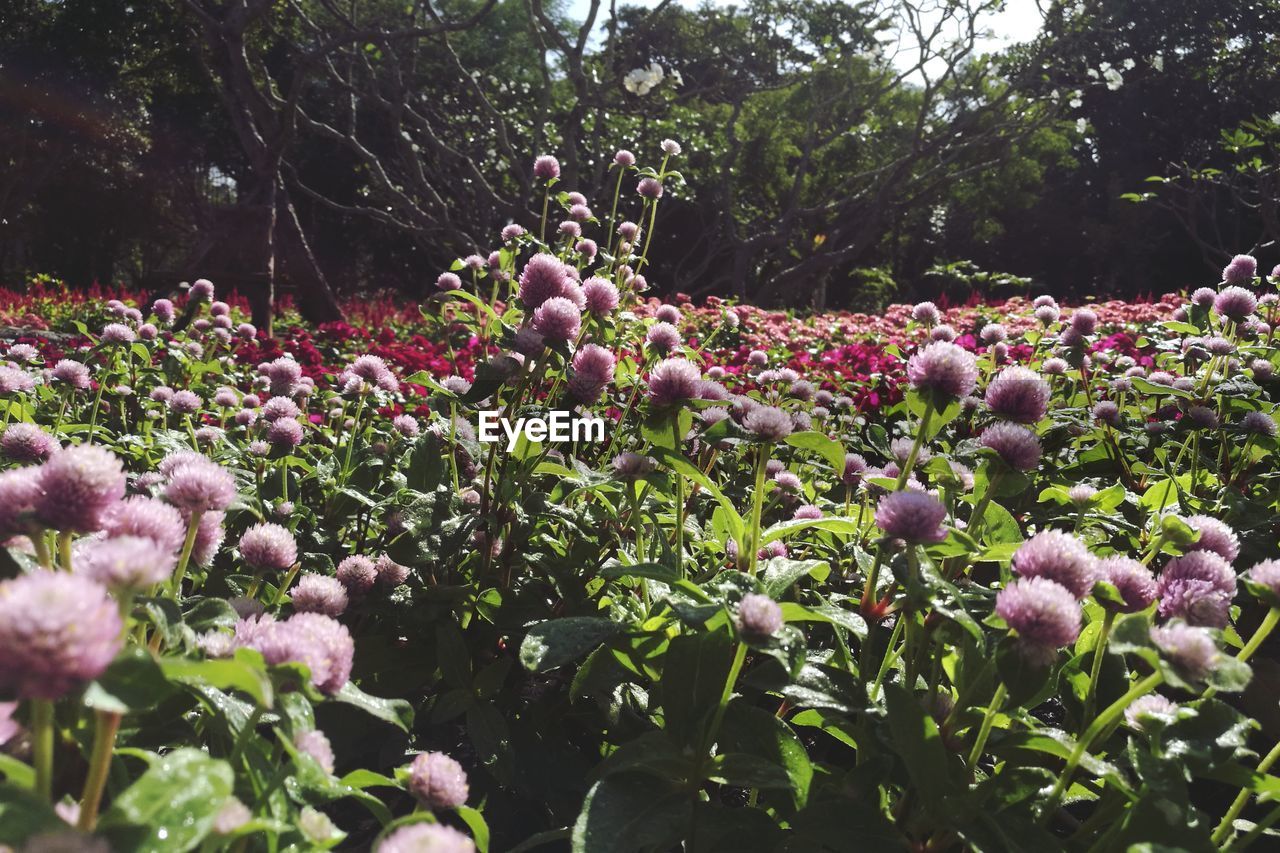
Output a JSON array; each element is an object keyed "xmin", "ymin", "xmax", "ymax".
[
  {"xmin": 290, "ymin": 574, "xmax": 349, "ymax": 617},
  {"xmin": 1184, "ymin": 515, "xmax": 1240, "ymax": 564},
  {"xmin": 842, "ymin": 453, "xmax": 868, "ymax": 486},
  {"xmin": 533, "ymin": 155, "xmax": 560, "ymax": 180},
  {"xmin": 985, "ymin": 366, "xmax": 1049, "ymax": 423},
  {"xmin": 409, "ymin": 751, "xmax": 470, "ymax": 809},
  {"xmin": 647, "ymin": 358, "xmax": 701, "ymax": 406},
  {"xmin": 152, "ymin": 298, "xmax": 175, "ymax": 324},
  {"xmin": 190, "ymin": 279, "xmax": 215, "ymax": 300},
  {"xmin": 164, "ymin": 457, "xmax": 237, "ymax": 514},
  {"xmin": 1157, "ymin": 551, "xmax": 1236, "ymax": 627},
  {"xmin": 393, "ymin": 415, "xmax": 419, "ymax": 437},
  {"xmin": 344, "ymin": 355, "xmax": 399, "ymax": 394},
  {"xmin": 912, "ymin": 302, "xmax": 941, "ymax": 324},
  {"xmin": 996, "ymin": 577, "xmax": 1081, "ymax": 666},
  {"xmin": 1, "ymin": 423, "xmax": 57, "ymax": 463},
  {"xmin": 743, "ymin": 406, "xmax": 793, "ymax": 442},
  {"xmin": 655, "ymin": 305, "xmax": 682, "ymax": 324},
  {"xmin": 100, "ymin": 323, "xmax": 135, "ymax": 346},
  {"xmin": 267, "ymin": 418, "xmax": 304, "ymax": 449},
  {"xmin": 794, "ymin": 504, "xmax": 823, "ymax": 520},
  {"xmin": 1215, "ymin": 286, "xmax": 1258, "ymax": 320},
  {"xmin": 169, "ymin": 390, "xmax": 202, "ymax": 415},
  {"xmin": 375, "ymin": 554, "xmax": 411, "ymax": 586},
  {"xmin": 614, "ymin": 150, "xmax": 636, "ymax": 166},
  {"xmin": 637, "ymin": 177, "xmax": 664, "ymax": 199},
  {"xmin": 0, "ymin": 366, "xmax": 33, "ymax": 396},
  {"xmin": 1069, "ymin": 309, "xmax": 1098, "ymax": 336},
  {"xmin": 612, "ymin": 452, "xmax": 655, "ymax": 478},
  {"xmin": 906, "ymin": 342, "xmax": 978, "ymax": 400},
  {"xmin": 1242, "ymin": 410, "xmax": 1277, "ymax": 436},
  {"xmin": 104, "ymin": 496, "xmax": 185, "ymax": 553},
  {"xmin": 192, "ymin": 511, "xmax": 226, "ymax": 566},
  {"xmin": 377, "ymin": 824, "xmax": 475, "ymax": 853},
  {"xmin": 1098, "ymin": 555, "xmax": 1157, "ymax": 612},
  {"xmin": 294, "ymin": 729, "xmax": 335, "ymax": 774},
  {"xmin": 239, "ymin": 523, "xmax": 298, "ymax": 572},
  {"xmin": 582, "ymin": 277, "xmax": 620, "ymax": 315},
  {"xmin": 875, "ymin": 491, "xmax": 948, "ymax": 544},
  {"xmin": 0, "ymin": 572, "xmax": 123, "ymax": 699},
  {"xmin": 245, "ymin": 612, "xmax": 354, "ymax": 695},
  {"xmin": 1222, "ymin": 254, "xmax": 1258, "ymax": 284},
  {"xmin": 1092, "ymin": 400, "xmax": 1121, "ymax": 426},
  {"xmin": 737, "ymin": 593, "xmax": 784, "ymax": 638},
  {"xmin": 979, "ymin": 422, "xmax": 1042, "ymax": 471},
  {"xmin": 35, "ymin": 444, "xmax": 126, "ymax": 533},
  {"xmin": 1125, "ymin": 693, "xmax": 1178, "ymax": 731},
  {"xmin": 531, "ymin": 296, "xmax": 582, "ymax": 342},
  {"xmin": 1012, "ymin": 530, "xmax": 1097, "ymax": 598},
  {"xmin": 1150, "ymin": 622, "xmax": 1219, "ymax": 681},
  {"xmin": 518, "ymin": 254, "xmax": 573, "ymax": 310},
  {"xmin": 76, "ymin": 534, "xmax": 176, "ymax": 589},
  {"xmin": 569, "ymin": 345, "xmax": 616, "ymax": 404},
  {"xmin": 262, "ymin": 396, "xmax": 301, "ymax": 422},
  {"xmin": 337, "ymin": 555, "xmax": 378, "ymax": 594},
  {"xmin": 645, "ymin": 322, "xmax": 682, "ymax": 353}
]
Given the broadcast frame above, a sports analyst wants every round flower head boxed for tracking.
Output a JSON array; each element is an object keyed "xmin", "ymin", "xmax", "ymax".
[
  {"xmin": 267, "ymin": 418, "xmax": 304, "ymax": 449},
  {"xmin": 189, "ymin": 278, "xmax": 215, "ymax": 300},
  {"xmin": 645, "ymin": 322, "xmax": 682, "ymax": 353},
  {"xmin": 237, "ymin": 324, "xmax": 256, "ymax": 340},
  {"xmin": 1184, "ymin": 515, "xmax": 1240, "ymax": 564},
  {"xmin": 1098, "ymin": 555, "xmax": 1157, "ymax": 613},
  {"xmin": 103, "ymin": 496, "xmax": 185, "ymax": 554},
  {"xmin": 582, "ymin": 277, "xmax": 619, "ymax": 315},
  {"xmin": 191, "ymin": 511, "xmax": 226, "ymax": 566},
  {"xmin": 773, "ymin": 471, "xmax": 803, "ymax": 493},
  {"xmin": 393, "ymin": 414, "xmax": 419, "ymax": 438},
  {"xmin": 0, "ymin": 467, "xmax": 41, "ymax": 539},
  {"xmin": 612, "ymin": 452, "xmax": 655, "ymax": 479},
  {"xmin": 647, "ymin": 358, "xmax": 701, "ymax": 407},
  {"xmin": 344, "ymin": 354, "xmax": 399, "ymax": 394},
  {"xmin": 979, "ymin": 422, "xmax": 1042, "ymax": 472},
  {"xmin": 569, "ymin": 345, "xmax": 616, "ymax": 404},
  {"xmin": 1034, "ymin": 305, "xmax": 1060, "ymax": 325},
  {"xmin": 377, "ymin": 823, "xmax": 476, "ymax": 853},
  {"xmin": 0, "ymin": 572, "xmax": 123, "ymax": 699},
  {"xmin": 164, "ymin": 457, "xmax": 237, "ymax": 514},
  {"xmin": 875, "ymin": 490, "xmax": 948, "ymax": 544},
  {"xmin": 532, "ymin": 154, "xmax": 560, "ymax": 180},
  {"xmin": 737, "ymin": 593, "xmax": 784, "ymax": 638},
  {"xmin": 655, "ymin": 305, "xmax": 682, "ymax": 325},
  {"xmin": 262, "ymin": 396, "xmax": 301, "ymax": 422},
  {"xmin": 0, "ymin": 366, "xmax": 34, "ymax": 395},
  {"xmin": 1092, "ymin": 400, "xmax": 1121, "ymax": 427},
  {"xmin": 239, "ymin": 523, "xmax": 298, "ymax": 572},
  {"xmin": 985, "ymin": 366, "xmax": 1050, "ymax": 424},
  {"xmin": 1247, "ymin": 559, "xmax": 1280, "ymax": 602},
  {"xmin": 76, "ymin": 534, "xmax": 176, "ymax": 589},
  {"xmin": 376, "ymin": 554, "xmax": 411, "ymax": 586},
  {"xmin": 408, "ymin": 751, "xmax": 470, "ymax": 809},
  {"xmin": 531, "ymin": 296, "xmax": 581, "ymax": 342},
  {"xmin": 614, "ymin": 149, "xmax": 636, "ymax": 166},
  {"xmin": 246, "ymin": 612, "xmax": 354, "ymax": 695},
  {"xmin": 337, "ymin": 555, "xmax": 378, "ymax": 594},
  {"xmin": 1156, "ymin": 550, "xmax": 1236, "ymax": 627},
  {"xmin": 660, "ymin": 138, "xmax": 682, "ymax": 155},
  {"xmin": 51, "ymin": 359, "xmax": 90, "ymax": 390},
  {"xmin": 518, "ymin": 254, "xmax": 573, "ymax": 310},
  {"xmin": 911, "ymin": 301, "xmax": 941, "ymax": 325},
  {"xmin": 1068, "ymin": 484, "xmax": 1097, "ymax": 507},
  {"xmin": 1125, "ymin": 693, "xmax": 1178, "ymax": 731},
  {"xmin": 35, "ymin": 444, "xmax": 127, "ymax": 533},
  {"xmin": 1069, "ymin": 309, "xmax": 1098, "ymax": 335},
  {"xmin": 1223, "ymin": 254, "xmax": 1258, "ymax": 284},
  {"xmin": 293, "ymin": 729, "xmax": 335, "ymax": 774},
  {"xmin": 169, "ymin": 390, "xmax": 202, "ymax": 415},
  {"xmin": 931, "ymin": 325, "xmax": 957, "ymax": 342},
  {"xmin": 100, "ymin": 323, "xmax": 135, "ymax": 346},
  {"xmin": 979, "ymin": 323, "xmax": 1007, "ymax": 344},
  {"xmin": 1, "ymin": 423, "xmax": 57, "ymax": 463},
  {"xmin": 290, "ymin": 574, "xmax": 349, "ymax": 617},
  {"xmin": 1214, "ymin": 285, "xmax": 1257, "ymax": 320},
  {"xmin": 1042, "ymin": 358, "xmax": 1068, "ymax": 376},
  {"xmin": 1011, "ymin": 530, "xmax": 1097, "ymax": 599},
  {"xmin": 906, "ymin": 341, "xmax": 978, "ymax": 400},
  {"xmin": 1150, "ymin": 622, "xmax": 1219, "ymax": 682},
  {"xmin": 152, "ymin": 298, "xmax": 176, "ymax": 323},
  {"xmin": 794, "ymin": 504, "xmax": 823, "ymax": 520},
  {"xmin": 637, "ymin": 177, "xmax": 664, "ymax": 199},
  {"xmin": 842, "ymin": 453, "xmax": 868, "ymax": 486},
  {"xmin": 743, "ymin": 406, "xmax": 793, "ymax": 442},
  {"xmin": 996, "ymin": 577, "xmax": 1081, "ymax": 666}
]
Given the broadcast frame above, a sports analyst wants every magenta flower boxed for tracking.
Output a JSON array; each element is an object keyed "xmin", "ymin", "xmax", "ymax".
[
  {"xmin": 743, "ymin": 405, "xmax": 793, "ymax": 442},
  {"xmin": 985, "ymin": 366, "xmax": 1050, "ymax": 424},
  {"xmin": 1215, "ymin": 286, "xmax": 1257, "ymax": 320},
  {"xmin": 337, "ymin": 555, "xmax": 378, "ymax": 594},
  {"xmin": 1222, "ymin": 254, "xmax": 1258, "ymax": 284},
  {"xmin": 533, "ymin": 155, "xmax": 560, "ymax": 180},
  {"xmin": 979, "ymin": 422, "xmax": 1042, "ymax": 471},
  {"xmin": 531, "ymin": 296, "xmax": 582, "ymax": 342},
  {"xmin": 582, "ymin": 277, "xmax": 620, "ymax": 315},
  {"xmin": 164, "ymin": 457, "xmax": 237, "ymax": 514},
  {"xmin": 1150, "ymin": 622, "xmax": 1218, "ymax": 681},
  {"xmin": 35, "ymin": 444, "xmax": 126, "ymax": 533},
  {"xmin": 906, "ymin": 342, "xmax": 978, "ymax": 400},
  {"xmin": 377, "ymin": 824, "xmax": 475, "ymax": 853},
  {"xmin": 105, "ymin": 496, "xmax": 186, "ymax": 554},
  {"xmin": 646, "ymin": 358, "xmax": 701, "ymax": 407},
  {"xmin": 408, "ymin": 751, "xmax": 470, "ymax": 809},
  {"xmin": 1157, "ymin": 550, "xmax": 1236, "ymax": 627},
  {"xmin": 1, "ymin": 423, "xmax": 57, "ymax": 463},
  {"xmin": 737, "ymin": 593, "xmax": 784, "ymax": 638},
  {"xmin": 239, "ymin": 523, "xmax": 298, "ymax": 572},
  {"xmin": 569, "ymin": 345, "xmax": 616, "ymax": 404},
  {"xmin": 290, "ymin": 574, "xmax": 349, "ymax": 617},
  {"xmin": 1097, "ymin": 555, "xmax": 1157, "ymax": 613},
  {"xmin": 245, "ymin": 612, "xmax": 354, "ymax": 695},
  {"xmin": 1011, "ymin": 530, "xmax": 1097, "ymax": 599},
  {"xmin": 77, "ymin": 534, "xmax": 176, "ymax": 589},
  {"xmin": 1184, "ymin": 515, "xmax": 1240, "ymax": 564},
  {"xmin": 875, "ymin": 491, "xmax": 948, "ymax": 544},
  {"xmin": 518, "ymin": 254, "xmax": 573, "ymax": 310},
  {"xmin": 996, "ymin": 577, "xmax": 1081, "ymax": 666}
]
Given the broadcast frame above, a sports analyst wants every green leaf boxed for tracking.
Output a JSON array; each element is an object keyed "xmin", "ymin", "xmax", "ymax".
[
  {"xmin": 600, "ymin": 561, "xmax": 682, "ymax": 584},
  {"xmin": 457, "ymin": 806, "xmax": 491, "ymax": 853},
  {"xmin": 660, "ymin": 630, "xmax": 734, "ymax": 749},
  {"xmin": 761, "ymin": 558, "xmax": 830, "ymax": 598},
  {"xmin": 84, "ymin": 647, "xmax": 174, "ymax": 713},
  {"xmin": 650, "ymin": 446, "xmax": 745, "ymax": 543},
  {"xmin": 784, "ymin": 431, "xmax": 846, "ymax": 471},
  {"xmin": 159, "ymin": 648, "xmax": 274, "ymax": 708},
  {"xmin": 719, "ymin": 701, "xmax": 813, "ymax": 808},
  {"xmin": 0, "ymin": 783, "xmax": 64, "ymax": 843},
  {"xmin": 333, "ymin": 681, "xmax": 415, "ymax": 731},
  {"xmin": 707, "ymin": 753, "xmax": 793, "ymax": 789},
  {"xmin": 98, "ymin": 749, "xmax": 234, "ymax": 852},
  {"xmin": 759, "ymin": 517, "xmax": 863, "ymax": 545},
  {"xmin": 883, "ymin": 683, "xmax": 959, "ymax": 818},
  {"xmin": 520, "ymin": 616, "xmax": 621, "ymax": 672},
  {"xmin": 571, "ymin": 773, "xmax": 690, "ymax": 853}
]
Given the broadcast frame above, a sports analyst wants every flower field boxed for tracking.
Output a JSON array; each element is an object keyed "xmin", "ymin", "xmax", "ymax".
[{"xmin": 3, "ymin": 148, "xmax": 1280, "ymax": 853}]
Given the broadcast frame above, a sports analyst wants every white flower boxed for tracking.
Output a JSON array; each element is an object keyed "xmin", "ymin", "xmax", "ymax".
[
  {"xmin": 1076, "ymin": 118, "xmax": 1088, "ymax": 134},
  {"xmin": 1122, "ymin": 57, "xmax": 1136, "ymax": 70},
  {"xmin": 1151, "ymin": 54, "xmax": 1164, "ymax": 71},
  {"xmin": 1103, "ymin": 68, "xmax": 1124, "ymax": 90},
  {"xmin": 1069, "ymin": 97, "xmax": 1083, "ymax": 108},
  {"xmin": 623, "ymin": 62, "xmax": 665, "ymax": 95}
]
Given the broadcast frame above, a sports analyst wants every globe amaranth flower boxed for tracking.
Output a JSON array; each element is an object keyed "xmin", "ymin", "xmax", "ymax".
[
  {"xmin": 192, "ymin": 511, "xmax": 226, "ymax": 567},
  {"xmin": 262, "ymin": 396, "xmax": 300, "ymax": 422},
  {"xmin": 1069, "ymin": 309, "xmax": 1098, "ymax": 335},
  {"xmin": 773, "ymin": 471, "xmax": 803, "ymax": 493},
  {"xmin": 1034, "ymin": 305, "xmax": 1060, "ymax": 325},
  {"xmin": 1184, "ymin": 515, "xmax": 1240, "ymax": 563},
  {"xmin": 743, "ymin": 405, "xmax": 793, "ymax": 442},
  {"xmin": 875, "ymin": 491, "xmax": 948, "ymax": 544},
  {"xmin": 517, "ymin": 254, "xmax": 573, "ymax": 310},
  {"xmin": 979, "ymin": 422, "xmax": 1042, "ymax": 472},
  {"xmin": 76, "ymin": 534, "xmax": 176, "ymax": 589},
  {"xmin": 530, "ymin": 296, "xmax": 581, "ymax": 343},
  {"xmin": 737, "ymin": 593, "xmax": 784, "ymax": 638},
  {"xmin": 1011, "ymin": 530, "xmax": 1097, "ymax": 599},
  {"xmin": 0, "ymin": 366, "xmax": 35, "ymax": 395},
  {"xmin": 392, "ymin": 414, "xmax": 419, "ymax": 438},
  {"xmin": 100, "ymin": 323, "xmax": 135, "ymax": 345},
  {"xmin": 244, "ymin": 612, "xmax": 354, "ymax": 695},
  {"xmin": 637, "ymin": 177, "xmax": 663, "ymax": 199},
  {"xmin": 290, "ymin": 574, "xmax": 349, "ymax": 617},
  {"xmin": 409, "ymin": 751, "xmax": 470, "ymax": 809},
  {"xmin": 1, "ymin": 423, "xmax": 57, "ymax": 463},
  {"xmin": 612, "ymin": 452, "xmax": 655, "ymax": 478},
  {"xmin": 267, "ymin": 418, "xmax": 304, "ymax": 450},
  {"xmin": 984, "ymin": 366, "xmax": 1050, "ymax": 424},
  {"xmin": 1097, "ymin": 555, "xmax": 1157, "ymax": 613},
  {"xmin": 164, "ymin": 457, "xmax": 237, "ymax": 514},
  {"xmin": 337, "ymin": 555, "xmax": 378, "ymax": 594},
  {"xmin": 645, "ymin": 321, "xmax": 682, "ymax": 354},
  {"xmin": 1215, "ymin": 286, "xmax": 1258, "ymax": 320},
  {"xmin": 911, "ymin": 301, "xmax": 941, "ymax": 325},
  {"xmin": 1092, "ymin": 400, "xmax": 1121, "ymax": 426},
  {"xmin": 1222, "ymin": 254, "xmax": 1258, "ymax": 284},
  {"xmin": 996, "ymin": 577, "xmax": 1081, "ymax": 666},
  {"xmin": 655, "ymin": 304, "xmax": 682, "ymax": 325},
  {"xmin": 581, "ymin": 277, "xmax": 619, "ymax": 316},
  {"xmin": 343, "ymin": 354, "xmax": 399, "ymax": 394},
  {"xmin": 1241, "ymin": 410, "xmax": 1277, "ymax": 437},
  {"xmin": 1067, "ymin": 484, "xmax": 1097, "ymax": 507},
  {"xmin": 375, "ymin": 554, "xmax": 411, "ymax": 586},
  {"xmin": 647, "ymin": 358, "xmax": 701, "ymax": 406},
  {"xmin": 294, "ymin": 729, "xmax": 335, "ymax": 774},
  {"xmin": 532, "ymin": 154, "xmax": 560, "ymax": 180},
  {"xmin": 0, "ymin": 571, "xmax": 123, "ymax": 699},
  {"xmin": 377, "ymin": 823, "xmax": 476, "ymax": 853},
  {"xmin": 1150, "ymin": 621, "xmax": 1219, "ymax": 681},
  {"xmin": 34, "ymin": 444, "xmax": 127, "ymax": 533},
  {"xmin": 979, "ymin": 323, "xmax": 1007, "ymax": 344},
  {"xmin": 1157, "ymin": 550, "xmax": 1237, "ymax": 627},
  {"xmin": 842, "ymin": 453, "xmax": 868, "ymax": 486},
  {"xmin": 1125, "ymin": 693, "xmax": 1178, "ymax": 731},
  {"xmin": 793, "ymin": 504, "xmax": 823, "ymax": 520},
  {"xmin": 1042, "ymin": 357, "xmax": 1068, "ymax": 376},
  {"xmin": 212, "ymin": 797, "xmax": 252, "ymax": 836},
  {"xmin": 239, "ymin": 523, "xmax": 298, "ymax": 573},
  {"xmin": 906, "ymin": 341, "xmax": 978, "ymax": 400},
  {"xmin": 569, "ymin": 344, "xmax": 615, "ymax": 404}
]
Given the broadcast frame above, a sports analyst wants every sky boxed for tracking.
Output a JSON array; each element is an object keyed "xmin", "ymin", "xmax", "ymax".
[{"xmin": 565, "ymin": 0, "xmax": 1047, "ymax": 65}]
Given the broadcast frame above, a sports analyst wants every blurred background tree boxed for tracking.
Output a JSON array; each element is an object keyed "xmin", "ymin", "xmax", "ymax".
[{"xmin": 2, "ymin": 0, "xmax": 1278, "ymax": 319}]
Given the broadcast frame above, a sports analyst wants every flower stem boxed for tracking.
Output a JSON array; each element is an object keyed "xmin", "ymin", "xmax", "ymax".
[
  {"xmin": 746, "ymin": 444, "xmax": 770, "ymax": 575},
  {"xmin": 1082, "ymin": 610, "xmax": 1117, "ymax": 724},
  {"xmin": 1238, "ymin": 607, "xmax": 1280, "ymax": 662},
  {"xmin": 672, "ymin": 419, "xmax": 686, "ymax": 577},
  {"xmin": 967, "ymin": 682, "xmax": 1008, "ymax": 769},
  {"xmin": 1212, "ymin": 737, "xmax": 1280, "ymax": 845},
  {"xmin": 168, "ymin": 509, "xmax": 204, "ymax": 599},
  {"xmin": 78, "ymin": 709, "xmax": 122, "ymax": 830},
  {"xmin": 32, "ymin": 698, "xmax": 54, "ymax": 801},
  {"xmin": 895, "ymin": 400, "xmax": 934, "ymax": 490}
]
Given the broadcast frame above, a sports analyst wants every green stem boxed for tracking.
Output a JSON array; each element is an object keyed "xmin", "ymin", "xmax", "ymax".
[
  {"xmin": 746, "ymin": 444, "xmax": 771, "ymax": 575},
  {"xmin": 672, "ymin": 419, "xmax": 686, "ymax": 577},
  {"xmin": 895, "ymin": 400, "xmax": 934, "ymax": 490},
  {"xmin": 1082, "ymin": 610, "xmax": 1117, "ymax": 724},
  {"xmin": 32, "ymin": 699, "xmax": 54, "ymax": 801},
  {"xmin": 1238, "ymin": 607, "xmax": 1280, "ymax": 662},
  {"xmin": 700, "ymin": 641, "xmax": 748, "ymax": 763},
  {"xmin": 967, "ymin": 682, "xmax": 1008, "ymax": 769},
  {"xmin": 78, "ymin": 710, "xmax": 122, "ymax": 830},
  {"xmin": 168, "ymin": 510, "xmax": 204, "ymax": 599},
  {"xmin": 1212, "ymin": 738, "xmax": 1280, "ymax": 846},
  {"xmin": 340, "ymin": 393, "xmax": 368, "ymax": 482}
]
